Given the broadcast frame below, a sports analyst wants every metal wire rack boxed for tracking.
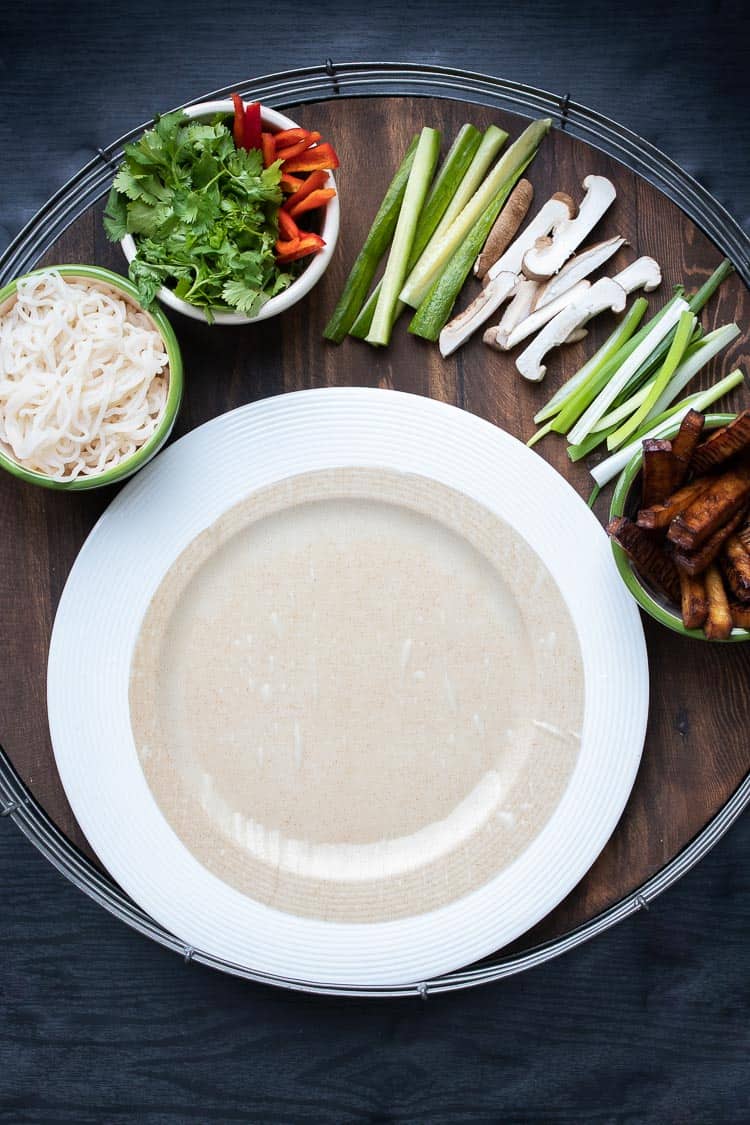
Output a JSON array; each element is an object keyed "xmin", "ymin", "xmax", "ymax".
[{"xmin": 1, "ymin": 61, "xmax": 748, "ymax": 997}]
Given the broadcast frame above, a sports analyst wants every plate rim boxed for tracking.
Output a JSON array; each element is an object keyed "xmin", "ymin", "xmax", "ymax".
[{"xmin": 47, "ymin": 387, "xmax": 649, "ymax": 987}]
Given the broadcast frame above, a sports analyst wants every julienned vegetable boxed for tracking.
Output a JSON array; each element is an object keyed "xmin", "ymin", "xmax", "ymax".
[
  {"xmin": 322, "ymin": 137, "xmax": 419, "ymax": 343},
  {"xmin": 347, "ymin": 123, "xmax": 484, "ymax": 340},
  {"xmin": 605, "ymin": 309, "xmax": 696, "ymax": 450},
  {"xmin": 239, "ymin": 98, "xmax": 338, "ymax": 266},
  {"xmin": 408, "ymin": 154, "xmax": 534, "ymax": 342},
  {"xmin": 366, "ymin": 128, "xmax": 441, "ymax": 347},
  {"xmin": 399, "ymin": 118, "xmax": 552, "ymax": 309},
  {"xmin": 325, "ymin": 117, "xmax": 550, "ymax": 350},
  {"xmin": 416, "ymin": 124, "xmax": 508, "ymax": 262},
  {"xmin": 531, "ymin": 259, "xmax": 735, "ymax": 446},
  {"xmin": 533, "ymin": 300, "xmax": 647, "ymax": 428}
]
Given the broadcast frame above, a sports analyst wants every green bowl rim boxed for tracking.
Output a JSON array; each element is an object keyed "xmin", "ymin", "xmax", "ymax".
[
  {"xmin": 609, "ymin": 412, "xmax": 749, "ymax": 642},
  {"xmin": 0, "ymin": 264, "xmax": 183, "ymax": 490}
]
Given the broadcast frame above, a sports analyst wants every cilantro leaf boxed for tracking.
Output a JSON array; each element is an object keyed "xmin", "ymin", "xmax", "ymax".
[{"xmin": 103, "ymin": 187, "xmax": 128, "ymax": 241}]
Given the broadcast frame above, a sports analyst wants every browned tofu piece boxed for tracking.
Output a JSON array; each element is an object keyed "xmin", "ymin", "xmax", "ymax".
[
  {"xmin": 704, "ymin": 564, "xmax": 734, "ymax": 640},
  {"xmin": 637, "ymin": 476, "xmax": 715, "ymax": 532},
  {"xmin": 738, "ymin": 519, "xmax": 750, "ymax": 554},
  {"xmin": 671, "ymin": 508, "xmax": 747, "ymax": 576},
  {"xmin": 607, "ymin": 516, "xmax": 681, "ymax": 605},
  {"xmin": 669, "ymin": 409, "xmax": 705, "ymax": 488},
  {"xmin": 667, "ymin": 465, "xmax": 750, "ymax": 550},
  {"xmin": 678, "ymin": 570, "xmax": 708, "ymax": 629},
  {"xmin": 729, "ymin": 601, "xmax": 750, "ymax": 629},
  {"xmin": 641, "ymin": 439, "xmax": 678, "ymax": 508},
  {"xmin": 691, "ymin": 409, "xmax": 750, "ymax": 473},
  {"xmin": 721, "ymin": 534, "xmax": 750, "ymax": 603}
]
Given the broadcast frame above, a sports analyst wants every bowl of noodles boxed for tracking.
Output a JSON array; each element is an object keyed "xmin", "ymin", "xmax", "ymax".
[{"xmin": 0, "ymin": 265, "xmax": 182, "ymax": 490}]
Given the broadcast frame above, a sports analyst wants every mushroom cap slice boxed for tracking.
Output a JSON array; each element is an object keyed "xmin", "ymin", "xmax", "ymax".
[
  {"xmin": 438, "ymin": 271, "xmax": 517, "ymax": 357},
  {"xmin": 486, "ymin": 193, "xmax": 576, "ymax": 282},
  {"xmin": 533, "ymin": 236, "xmax": 627, "ymax": 309},
  {"xmin": 521, "ymin": 175, "xmax": 617, "ymax": 281},
  {"xmin": 515, "ymin": 276, "xmax": 627, "ymax": 382},
  {"xmin": 489, "ymin": 278, "xmax": 540, "ymax": 349},
  {"xmin": 612, "ymin": 256, "xmax": 662, "ymax": 294}
]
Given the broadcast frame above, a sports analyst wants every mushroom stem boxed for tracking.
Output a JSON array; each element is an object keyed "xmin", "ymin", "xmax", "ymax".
[{"xmin": 502, "ymin": 280, "xmax": 592, "ymax": 351}]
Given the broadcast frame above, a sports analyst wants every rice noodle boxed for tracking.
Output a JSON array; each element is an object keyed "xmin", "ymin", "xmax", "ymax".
[{"xmin": 0, "ymin": 270, "xmax": 169, "ymax": 480}]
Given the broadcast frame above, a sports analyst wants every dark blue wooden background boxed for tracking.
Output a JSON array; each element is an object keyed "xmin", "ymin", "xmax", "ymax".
[{"xmin": 1, "ymin": 2, "xmax": 749, "ymax": 1121}]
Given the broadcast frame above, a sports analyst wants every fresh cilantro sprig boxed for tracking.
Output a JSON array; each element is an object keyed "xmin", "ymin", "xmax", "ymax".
[{"xmin": 104, "ymin": 112, "xmax": 295, "ymax": 320}]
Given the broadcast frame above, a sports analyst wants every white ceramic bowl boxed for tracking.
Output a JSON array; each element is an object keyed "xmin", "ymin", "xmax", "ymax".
[{"xmin": 120, "ymin": 100, "xmax": 340, "ymax": 326}]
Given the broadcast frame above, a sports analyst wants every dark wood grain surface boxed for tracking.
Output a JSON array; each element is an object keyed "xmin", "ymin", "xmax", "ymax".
[{"xmin": 1, "ymin": 95, "xmax": 748, "ymax": 961}]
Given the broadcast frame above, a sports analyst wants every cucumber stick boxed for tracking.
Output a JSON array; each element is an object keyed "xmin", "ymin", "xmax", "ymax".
[
  {"xmin": 418, "ymin": 124, "xmax": 507, "ymax": 254},
  {"xmin": 349, "ymin": 123, "xmax": 483, "ymax": 340},
  {"xmin": 366, "ymin": 128, "xmax": 441, "ymax": 347},
  {"xmin": 408, "ymin": 156, "xmax": 534, "ymax": 342},
  {"xmin": 399, "ymin": 118, "xmax": 552, "ymax": 309},
  {"xmin": 323, "ymin": 135, "xmax": 419, "ymax": 343},
  {"xmin": 411, "ymin": 124, "xmax": 485, "ymax": 264}
]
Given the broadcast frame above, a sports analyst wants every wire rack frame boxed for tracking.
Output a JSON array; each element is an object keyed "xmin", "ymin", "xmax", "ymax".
[{"xmin": 1, "ymin": 61, "xmax": 749, "ymax": 997}]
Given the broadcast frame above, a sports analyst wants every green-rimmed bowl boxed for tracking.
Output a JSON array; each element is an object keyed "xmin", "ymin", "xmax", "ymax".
[
  {"xmin": 0, "ymin": 265, "xmax": 183, "ymax": 490},
  {"xmin": 609, "ymin": 412, "xmax": 749, "ymax": 642}
]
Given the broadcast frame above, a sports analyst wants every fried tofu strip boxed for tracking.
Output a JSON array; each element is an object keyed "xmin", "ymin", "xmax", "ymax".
[
  {"xmin": 637, "ymin": 476, "xmax": 716, "ymax": 532},
  {"xmin": 729, "ymin": 601, "xmax": 750, "ymax": 629},
  {"xmin": 669, "ymin": 409, "xmax": 705, "ymax": 487},
  {"xmin": 721, "ymin": 534, "xmax": 750, "ymax": 603},
  {"xmin": 691, "ymin": 409, "xmax": 750, "ymax": 473},
  {"xmin": 667, "ymin": 465, "xmax": 750, "ymax": 550},
  {"xmin": 704, "ymin": 564, "xmax": 734, "ymax": 639},
  {"xmin": 671, "ymin": 508, "xmax": 747, "ymax": 577},
  {"xmin": 679, "ymin": 570, "xmax": 708, "ymax": 629},
  {"xmin": 738, "ymin": 519, "xmax": 750, "ymax": 554},
  {"xmin": 607, "ymin": 516, "xmax": 681, "ymax": 604},
  {"xmin": 641, "ymin": 439, "xmax": 678, "ymax": 508}
]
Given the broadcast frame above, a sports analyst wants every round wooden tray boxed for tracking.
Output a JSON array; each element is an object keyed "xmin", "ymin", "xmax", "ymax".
[{"xmin": 1, "ymin": 65, "xmax": 749, "ymax": 996}]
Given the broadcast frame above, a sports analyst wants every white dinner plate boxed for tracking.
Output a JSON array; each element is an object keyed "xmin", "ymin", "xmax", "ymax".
[{"xmin": 48, "ymin": 388, "xmax": 648, "ymax": 987}]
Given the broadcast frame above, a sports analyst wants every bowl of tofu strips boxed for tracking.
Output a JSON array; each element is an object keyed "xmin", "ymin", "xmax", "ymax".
[{"xmin": 609, "ymin": 411, "xmax": 750, "ymax": 641}]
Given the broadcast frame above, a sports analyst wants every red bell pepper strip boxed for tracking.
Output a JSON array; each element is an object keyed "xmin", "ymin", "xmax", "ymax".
[
  {"xmin": 276, "ymin": 232, "xmax": 326, "ymax": 264},
  {"xmin": 273, "ymin": 128, "xmax": 312, "ymax": 147},
  {"xmin": 261, "ymin": 132, "xmax": 276, "ymax": 168},
  {"xmin": 275, "ymin": 237, "xmax": 301, "ymax": 257},
  {"xmin": 231, "ymin": 93, "xmax": 245, "ymax": 148},
  {"xmin": 287, "ymin": 188, "xmax": 337, "ymax": 219},
  {"xmin": 275, "ymin": 132, "xmax": 322, "ymax": 162},
  {"xmin": 280, "ymin": 173, "xmax": 304, "ymax": 194},
  {"xmin": 277, "ymin": 209, "xmax": 301, "ymax": 243},
  {"xmin": 281, "ymin": 143, "xmax": 340, "ymax": 173},
  {"xmin": 281, "ymin": 169, "xmax": 328, "ymax": 210},
  {"xmin": 243, "ymin": 102, "xmax": 262, "ymax": 150}
]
